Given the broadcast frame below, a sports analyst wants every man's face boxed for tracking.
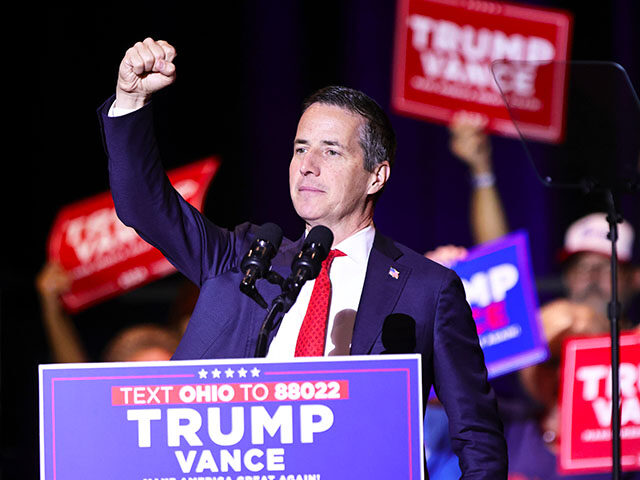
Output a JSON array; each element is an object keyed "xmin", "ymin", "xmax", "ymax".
[
  {"xmin": 289, "ymin": 103, "xmax": 381, "ymax": 231},
  {"xmin": 564, "ymin": 252, "xmax": 635, "ymax": 316}
]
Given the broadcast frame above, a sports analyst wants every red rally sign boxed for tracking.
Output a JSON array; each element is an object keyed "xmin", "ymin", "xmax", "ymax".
[
  {"xmin": 559, "ymin": 333, "xmax": 640, "ymax": 475},
  {"xmin": 392, "ymin": 0, "xmax": 573, "ymax": 143},
  {"xmin": 47, "ymin": 157, "xmax": 220, "ymax": 313}
]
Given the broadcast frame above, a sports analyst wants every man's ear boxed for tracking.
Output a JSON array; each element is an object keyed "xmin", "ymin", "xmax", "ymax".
[{"xmin": 367, "ymin": 161, "xmax": 390, "ymax": 196}]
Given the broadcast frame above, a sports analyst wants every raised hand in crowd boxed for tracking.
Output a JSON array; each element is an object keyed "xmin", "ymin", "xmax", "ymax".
[
  {"xmin": 450, "ymin": 113, "xmax": 492, "ymax": 175},
  {"xmin": 449, "ymin": 113, "xmax": 509, "ymax": 244},
  {"xmin": 35, "ymin": 262, "xmax": 89, "ymax": 363},
  {"xmin": 424, "ymin": 244, "xmax": 468, "ymax": 268},
  {"xmin": 115, "ymin": 38, "xmax": 177, "ymax": 110}
]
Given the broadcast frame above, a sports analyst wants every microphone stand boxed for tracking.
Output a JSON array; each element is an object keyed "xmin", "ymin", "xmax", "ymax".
[
  {"xmin": 253, "ymin": 269, "xmax": 311, "ymax": 357},
  {"xmin": 254, "ymin": 298, "xmax": 285, "ymax": 358},
  {"xmin": 489, "ymin": 59, "xmax": 640, "ymax": 479},
  {"xmin": 251, "ymin": 226, "xmax": 334, "ymax": 357},
  {"xmin": 253, "ymin": 271, "xmax": 295, "ymax": 358},
  {"xmin": 604, "ymin": 190, "xmax": 622, "ymax": 480}
]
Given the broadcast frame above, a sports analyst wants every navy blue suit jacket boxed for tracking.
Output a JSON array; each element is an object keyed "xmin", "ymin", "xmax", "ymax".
[{"xmin": 99, "ymin": 96, "xmax": 507, "ymax": 478}]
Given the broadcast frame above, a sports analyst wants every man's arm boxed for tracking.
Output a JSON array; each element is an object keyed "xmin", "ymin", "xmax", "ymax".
[
  {"xmin": 431, "ymin": 269, "xmax": 508, "ymax": 478},
  {"xmin": 100, "ymin": 38, "xmax": 241, "ymax": 286}
]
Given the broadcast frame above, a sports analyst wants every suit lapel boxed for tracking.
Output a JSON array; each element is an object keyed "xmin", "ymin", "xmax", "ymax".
[{"xmin": 350, "ymin": 232, "xmax": 411, "ymax": 354}]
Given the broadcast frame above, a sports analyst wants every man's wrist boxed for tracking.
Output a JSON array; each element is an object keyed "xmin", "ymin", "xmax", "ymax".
[
  {"xmin": 114, "ymin": 89, "xmax": 149, "ymax": 111},
  {"xmin": 110, "ymin": 91, "xmax": 149, "ymax": 117}
]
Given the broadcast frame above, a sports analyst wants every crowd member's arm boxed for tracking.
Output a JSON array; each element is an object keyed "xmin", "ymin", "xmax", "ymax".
[
  {"xmin": 35, "ymin": 263, "xmax": 89, "ymax": 363},
  {"xmin": 450, "ymin": 117, "xmax": 509, "ymax": 244},
  {"xmin": 424, "ymin": 244, "xmax": 468, "ymax": 268}
]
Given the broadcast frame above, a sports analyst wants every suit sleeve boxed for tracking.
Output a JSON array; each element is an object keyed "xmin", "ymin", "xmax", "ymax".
[
  {"xmin": 97, "ymin": 96, "xmax": 241, "ymax": 286},
  {"xmin": 431, "ymin": 269, "xmax": 508, "ymax": 479}
]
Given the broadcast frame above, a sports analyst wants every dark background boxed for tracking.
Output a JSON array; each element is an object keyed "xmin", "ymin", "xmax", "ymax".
[{"xmin": 4, "ymin": 1, "xmax": 640, "ymax": 477}]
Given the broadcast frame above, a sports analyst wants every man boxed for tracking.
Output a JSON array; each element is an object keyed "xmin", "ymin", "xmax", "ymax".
[
  {"xmin": 559, "ymin": 212, "xmax": 639, "ymax": 324},
  {"xmin": 99, "ymin": 38, "xmax": 507, "ymax": 477}
]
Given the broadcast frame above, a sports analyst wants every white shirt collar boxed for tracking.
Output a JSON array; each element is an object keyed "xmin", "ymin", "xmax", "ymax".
[{"xmin": 333, "ymin": 225, "xmax": 375, "ymax": 265}]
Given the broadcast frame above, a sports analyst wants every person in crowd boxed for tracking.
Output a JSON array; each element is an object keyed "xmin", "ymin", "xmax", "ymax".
[
  {"xmin": 559, "ymin": 212, "xmax": 640, "ymax": 325},
  {"xmin": 429, "ymin": 118, "xmax": 640, "ymax": 326},
  {"xmin": 506, "ymin": 215, "xmax": 639, "ymax": 478},
  {"xmin": 36, "ymin": 262, "xmax": 88, "ymax": 363},
  {"xmin": 102, "ymin": 323, "xmax": 179, "ymax": 362},
  {"xmin": 507, "ymin": 298, "xmax": 640, "ymax": 479},
  {"xmin": 424, "ymin": 120, "xmax": 640, "ymax": 479},
  {"xmin": 36, "ymin": 261, "xmax": 180, "ymax": 362},
  {"xmin": 431, "ymin": 117, "xmax": 640, "ymax": 322},
  {"xmin": 97, "ymin": 37, "xmax": 508, "ymax": 478}
]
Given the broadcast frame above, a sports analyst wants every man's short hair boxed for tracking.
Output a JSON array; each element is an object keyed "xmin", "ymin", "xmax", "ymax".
[{"xmin": 302, "ymin": 86, "xmax": 397, "ymax": 172}]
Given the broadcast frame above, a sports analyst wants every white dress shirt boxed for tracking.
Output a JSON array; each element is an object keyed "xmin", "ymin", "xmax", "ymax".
[
  {"xmin": 108, "ymin": 102, "xmax": 137, "ymax": 117},
  {"xmin": 267, "ymin": 225, "xmax": 375, "ymax": 359}
]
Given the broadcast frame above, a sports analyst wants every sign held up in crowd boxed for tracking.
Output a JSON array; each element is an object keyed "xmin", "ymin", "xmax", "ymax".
[
  {"xmin": 392, "ymin": 0, "xmax": 573, "ymax": 142},
  {"xmin": 560, "ymin": 334, "xmax": 640, "ymax": 475},
  {"xmin": 47, "ymin": 157, "xmax": 219, "ymax": 312},
  {"xmin": 450, "ymin": 231, "xmax": 548, "ymax": 378}
]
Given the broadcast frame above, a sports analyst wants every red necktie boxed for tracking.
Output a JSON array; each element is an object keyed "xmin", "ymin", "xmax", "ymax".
[{"xmin": 295, "ymin": 249, "xmax": 346, "ymax": 357}]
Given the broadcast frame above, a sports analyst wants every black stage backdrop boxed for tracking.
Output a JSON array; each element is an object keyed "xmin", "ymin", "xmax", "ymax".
[{"xmin": 3, "ymin": 1, "xmax": 640, "ymax": 477}]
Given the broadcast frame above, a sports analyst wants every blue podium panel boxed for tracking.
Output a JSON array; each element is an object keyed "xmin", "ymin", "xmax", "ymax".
[{"xmin": 40, "ymin": 355, "xmax": 423, "ymax": 480}]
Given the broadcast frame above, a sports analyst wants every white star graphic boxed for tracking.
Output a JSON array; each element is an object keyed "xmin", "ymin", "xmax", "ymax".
[
  {"xmin": 211, "ymin": 368, "xmax": 221, "ymax": 379},
  {"xmin": 250, "ymin": 367, "xmax": 261, "ymax": 378},
  {"xmin": 237, "ymin": 368, "xmax": 248, "ymax": 378},
  {"xmin": 198, "ymin": 368, "xmax": 208, "ymax": 379},
  {"xmin": 225, "ymin": 368, "xmax": 235, "ymax": 378}
]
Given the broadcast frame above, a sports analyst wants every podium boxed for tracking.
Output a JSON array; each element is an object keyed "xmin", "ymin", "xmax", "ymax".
[{"xmin": 39, "ymin": 355, "xmax": 424, "ymax": 479}]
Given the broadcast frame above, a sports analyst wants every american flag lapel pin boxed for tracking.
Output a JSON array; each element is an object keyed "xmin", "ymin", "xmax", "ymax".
[{"xmin": 388, "ymin": 266, "xmax": 400, "ymax": 279}]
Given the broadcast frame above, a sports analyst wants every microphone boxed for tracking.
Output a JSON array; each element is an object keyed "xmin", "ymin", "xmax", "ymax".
[
  {"xmin": 240, "ymin": 222, "xmax": 283, "ymax": 308},
  {"xmin": 381, "ymin": 313, "xmax": 417, "ymax": 354},
  {"xmin": 280, "ymin": 225, "xmax": 334, "ymax": 313}
]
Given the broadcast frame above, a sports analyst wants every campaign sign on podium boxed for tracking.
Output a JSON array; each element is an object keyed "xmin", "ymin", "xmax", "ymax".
[{"xmin": 39, "ymin": 355, "xmax": 423, "ymax": 480}]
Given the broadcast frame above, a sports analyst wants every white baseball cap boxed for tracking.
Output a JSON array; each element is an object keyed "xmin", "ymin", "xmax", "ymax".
[{"xmin": 560, "ymin": 213, "xmax": 635, "ymax": 263}]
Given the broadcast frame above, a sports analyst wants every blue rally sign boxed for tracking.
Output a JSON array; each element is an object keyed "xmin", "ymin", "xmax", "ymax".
[
  {"xmin": 452, "ymin": 231, "xmax": 548, "ymax": 378},
  {"xmin": 39, "ymin": 355, "xmax": 423, "ymax": 480}
]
